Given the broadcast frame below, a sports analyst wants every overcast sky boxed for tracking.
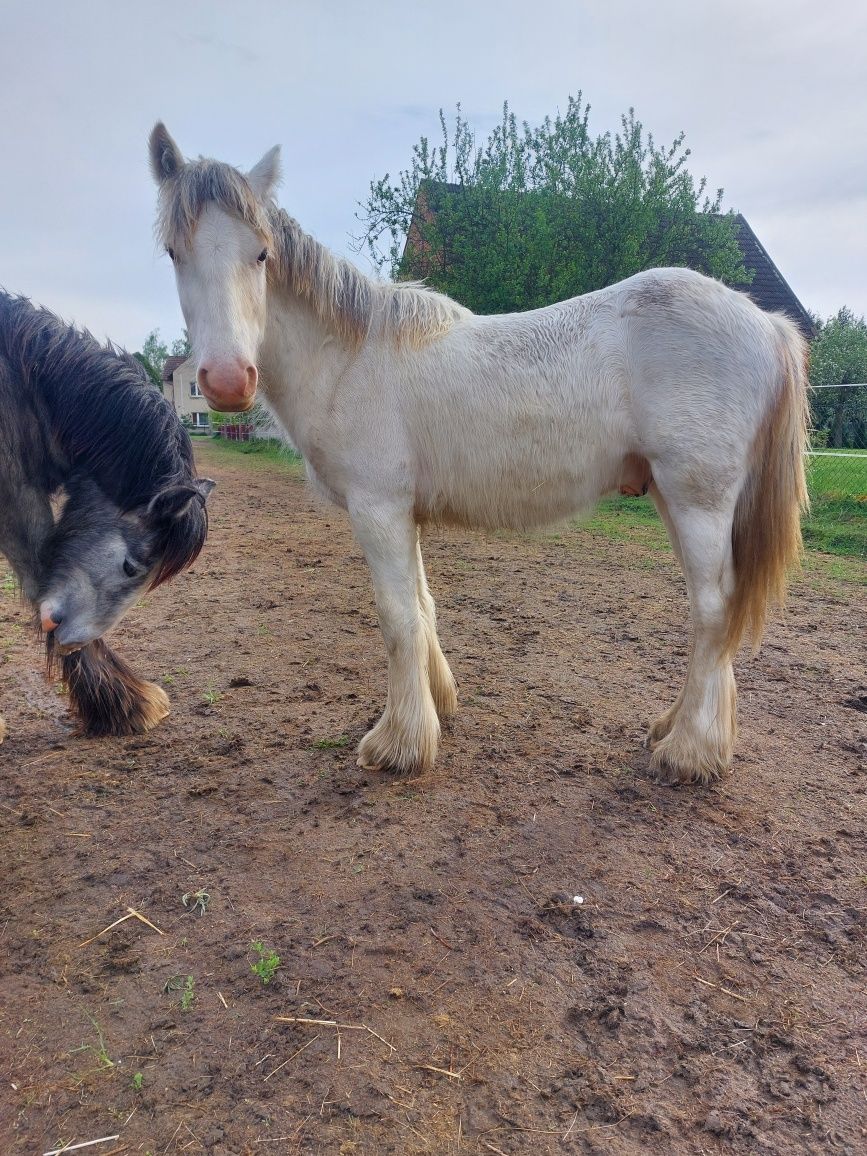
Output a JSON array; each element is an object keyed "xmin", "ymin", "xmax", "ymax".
[{"xmin": 1, "ymin": 0, "xmax": 865, "ymax": 350}]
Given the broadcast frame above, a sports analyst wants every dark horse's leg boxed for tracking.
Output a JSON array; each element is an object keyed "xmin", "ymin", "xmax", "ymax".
[{"xmin": 48, "ymin": 638, "xmax": 170, "ymax": 736}]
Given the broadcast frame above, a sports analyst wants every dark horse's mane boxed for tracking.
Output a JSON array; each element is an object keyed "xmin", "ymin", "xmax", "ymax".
[{"xmin": 0, "ymin": 290, "xmax": 206, "ymax": 587}]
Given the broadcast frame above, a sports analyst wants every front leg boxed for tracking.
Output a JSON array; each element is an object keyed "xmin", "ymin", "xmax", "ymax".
[
  {"xmin": 0, "ymin": 482, "xmax": 55, "ymax": 600},
  {"xmin": 351, "ymin": 500, "xmax": 440, "ymax": 773}
]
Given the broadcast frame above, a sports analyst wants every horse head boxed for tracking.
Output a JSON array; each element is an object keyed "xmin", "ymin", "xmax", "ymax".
[
  {"xmin": 39, "ymin": 475, "xmax": 214, "ymax": 653},
  {"xmin": 149, "ymin": 122, "xmax": 281, "ymax": 413}
]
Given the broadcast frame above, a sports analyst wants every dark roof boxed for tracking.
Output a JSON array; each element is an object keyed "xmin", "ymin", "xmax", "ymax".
[
  {"xmin": 404, "ymin": 183, "xmax": 814, "ymax": 338},
  {"xmin": 162, "ymin": 355, "xmax": 187, "ymax": 382},
  {"xmin": 727, "ymin": 214, "xmax": 814, "ymax": 338}
]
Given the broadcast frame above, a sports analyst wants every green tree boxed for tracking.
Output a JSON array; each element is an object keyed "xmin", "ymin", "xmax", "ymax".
[
  {"xmin": 135, "ymin": 329, "xmax": 170, "ymax": 389},
  {"xmin": 358, "ymin": 97, "xmax": 750, "ymax": 313},
  {"xmin": 809, "ymin": 308, "xmax": 867, "ymax": 448},
  {"xmin": 171, "ymin": 329, "xmax": 192, "ymax": 358},
  {"xmin": 134, "ymin": 328, "xmax": 191, "ymax": 390}
]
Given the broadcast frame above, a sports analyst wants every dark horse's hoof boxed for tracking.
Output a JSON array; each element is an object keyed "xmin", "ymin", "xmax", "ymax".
[{"xmin": 50, "ymin": 639, "xmax": 170, "ymax": 737}]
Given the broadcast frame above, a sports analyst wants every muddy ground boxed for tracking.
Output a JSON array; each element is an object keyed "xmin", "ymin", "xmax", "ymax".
[{"xmin": 1, "ymin": 441, "xmax": 865, "ymax": 1155}]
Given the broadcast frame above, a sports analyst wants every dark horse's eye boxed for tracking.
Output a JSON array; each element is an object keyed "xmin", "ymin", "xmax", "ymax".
[
  {"xmin": 123, "ymin": 559, "xmax": 140, "ymax": 579},
  {"xmin": 257, "ymin": 249, "xmax": 268, "ymax": 263},
  {"xmin": 167, "ymin": 247, "xmax": 175, "ymax": 261}
]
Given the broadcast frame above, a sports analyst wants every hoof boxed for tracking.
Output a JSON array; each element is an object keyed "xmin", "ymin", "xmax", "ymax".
[
  {"xmin": 649, "ymin": 739, "xmax": 727, "ymax": 786},
  {"xmin": 63, "ymin": 642, "xmax": 171, "ymax": 737},
  {"xmin": 357, "ymin": 711, "xmax": 439, "ymax": 775}
]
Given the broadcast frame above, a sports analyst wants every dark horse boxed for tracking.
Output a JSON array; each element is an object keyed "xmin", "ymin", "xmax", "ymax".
[{"xmin": 0, "ymin": 291, "xmax": 214, "ymax": 743}]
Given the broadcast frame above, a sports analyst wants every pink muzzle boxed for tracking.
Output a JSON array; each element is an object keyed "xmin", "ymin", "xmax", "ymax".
[{"xmin": 197, "ymin": 361, "xmax": 258, "ymax": 412}]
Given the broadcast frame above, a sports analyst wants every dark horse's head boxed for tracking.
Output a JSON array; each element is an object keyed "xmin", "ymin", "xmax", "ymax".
[
  {"xmin": 0, "ymin": 293, "xmax": 217, "ymax": 653},
  {"xmin": 39, "ymin": 474, "xmax": 214, "ymax": 653}
]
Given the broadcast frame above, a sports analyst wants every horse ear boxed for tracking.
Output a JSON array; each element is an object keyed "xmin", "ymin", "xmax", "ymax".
[
  {"xmin": 247, "ymin": 145, "xmax": 281, "ymax": 198},
  {"xmin": 149, "ymin": 122, "xmax": 185, "ymax": 184},
  {"xmin": 147, "ymin": 479, "xmax": 214, "ymax": 523}
]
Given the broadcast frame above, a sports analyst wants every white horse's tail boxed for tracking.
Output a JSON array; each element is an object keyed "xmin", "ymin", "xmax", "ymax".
[{"xmin": 724, "ymin": 314, "xmax": 810, "ymax": 658}]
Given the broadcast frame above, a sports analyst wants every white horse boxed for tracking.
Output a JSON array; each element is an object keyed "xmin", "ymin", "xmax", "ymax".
[{"xmin": 149, "ymin": 123, "xmax": 809, "ymax": 785}]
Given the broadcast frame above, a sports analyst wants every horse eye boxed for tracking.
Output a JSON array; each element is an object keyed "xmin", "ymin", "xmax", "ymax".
[
  {"xmin": 123, "ymin": 559, "xmax": 140, "ymax": 579},
  {"xmin": 167, "ymin": 247, "xmax": 175, "ymax": 261},
  {"xmin": 257, "ymin": 249, "xmax": 268, "ymax": 263}
]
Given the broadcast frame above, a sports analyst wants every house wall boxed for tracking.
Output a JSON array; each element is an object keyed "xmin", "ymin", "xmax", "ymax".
[{"xmin": 168, "ymin": 359, "xmax": 211, "ymax": 429}]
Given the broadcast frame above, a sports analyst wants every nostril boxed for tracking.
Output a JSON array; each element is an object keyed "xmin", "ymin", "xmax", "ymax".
[
  {"xmin": 197, "ymin": 366, "xmax": 209, "ymax": 390},
  {"xmin": 245, "ymin": 364, "xmax": 258, "ymax": 392},
  {"xmin": 41, "ymin": 610, "xmax": 62, "ymax": 633}
]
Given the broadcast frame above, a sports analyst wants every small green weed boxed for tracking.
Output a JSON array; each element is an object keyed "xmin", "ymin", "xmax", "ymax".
[
  {"xmin": 132, "ymin": 1071, "xmax": 144, "ymax": 1091},
  {"xmin": 312, "ymin": 735, "xmax": 349, "ymax": 750},
  {"xmin": 250, "ymin": 940, "xmax": 280, "ymax": 985},
  {"xmin": 80, "ymin": 1012, "xmax": 114, "ymax": 1069},
  {"xmin": 163, "ymin": 974, "xmax": 188, "ymax": 999},
  {"xmin": 181, "ymin": 975, "xmax": 195, "ymax": 1011},
  {"xmin": 202, "ymin": 686, "xmax": 221, "ymax": 706}
]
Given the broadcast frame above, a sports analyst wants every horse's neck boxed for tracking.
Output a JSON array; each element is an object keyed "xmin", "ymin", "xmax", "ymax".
[{"xmin": 259, "ymin": 291, "xmax": 353, "ymax": 447}]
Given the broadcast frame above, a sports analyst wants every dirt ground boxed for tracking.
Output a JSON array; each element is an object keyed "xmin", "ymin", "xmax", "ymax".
[{"xmin": 1, "ymin": 441, "xmax": 865, "ymax": 1156}]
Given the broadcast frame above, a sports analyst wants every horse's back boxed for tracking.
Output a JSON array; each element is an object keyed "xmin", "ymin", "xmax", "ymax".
[
  {"xmin": 391, "ymin": 296, "xmax": 632, "ymax": 528},
  {"xmin": 343, "ymin": 267, "xmax": 795, "ymax": 530}
]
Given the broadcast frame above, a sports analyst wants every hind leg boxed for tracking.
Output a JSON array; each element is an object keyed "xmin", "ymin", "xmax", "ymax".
[
  {"xmin": 416, "ymin": 537, "xmax": 458, "ymax": 717},
  {"xmin": 0, "ymin": 714, "xmax": 5, "ymax": 744},
  {"xmin": 645, "ymin": 482, "xmax": 686, "ymax": 745},
  {"xmin": 647, "ymin": 479, "xmax": 739, "ymax": 784}
]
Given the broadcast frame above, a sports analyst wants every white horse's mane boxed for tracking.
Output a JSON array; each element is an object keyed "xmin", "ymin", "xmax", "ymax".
[
  {"xmin": 269, "ymin": 205, "xmax": 471, "ymax": 348},
  {"xmin": 156, "ymin": 158, "xmax": 471, "ymax": 348}
]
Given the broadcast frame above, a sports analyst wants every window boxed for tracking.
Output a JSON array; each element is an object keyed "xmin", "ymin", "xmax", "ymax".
[
  {"xmin": 189, "ymin": 381, "xmax": 204, "ymax": 397},
  {"xmin": 192, "ymin": 412, "xmax": 210, "ymax": 428}
]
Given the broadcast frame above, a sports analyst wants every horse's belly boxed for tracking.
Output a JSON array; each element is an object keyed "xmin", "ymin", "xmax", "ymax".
[{"xmin": 415, "ymin": 437, "xmax": 623, "ymax": 531}]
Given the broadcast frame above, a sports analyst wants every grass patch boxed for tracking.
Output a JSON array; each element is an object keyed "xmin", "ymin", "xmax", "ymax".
[
  {"xmin": 808, "ymin": 452, "xmax": 867, "ymax": 496},
  {"xmin": 579, "ymin": 489, "xmax": 865, "ymax": 563},
  {"xmin": 801, "ymin": 548, "xmax": 867, "ymax": 589},
  {"xmin": 201, "ymin": 436, "xmax": 303, "ymax": 470},
  {"xmin": 803, "ymin": 494, "xmax": 867, "ymax": 560},
  {"xmin": 576, "ymin": 496, "xmax": 671, "ymax": 552},
  {"xmin": 806, "ymin": 454, "xmax": 867, "ymax": 561}
]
